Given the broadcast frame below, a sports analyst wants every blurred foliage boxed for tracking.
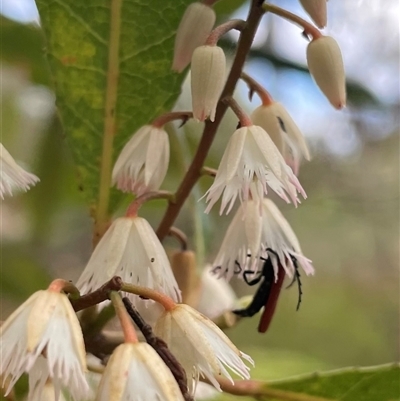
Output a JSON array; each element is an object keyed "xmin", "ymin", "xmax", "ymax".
[{"xmin": 0, "ymin": 16, "xmax": 50, "ymax": 85}]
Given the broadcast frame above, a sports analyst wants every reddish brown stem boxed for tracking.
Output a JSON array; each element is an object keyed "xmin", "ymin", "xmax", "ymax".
[
  {"xmin": 71, "ymin": 276, "xmax": 123, "ymax": 312},
  {"xmin": 125, "ymin": 191, "xmax": 174, "ymax": 217},
  {"xmin": 152, "ymin": 111, "xmax": 193, "ymax": 128},
  {"xmin": 241, "ymin": 71, "xmax": 274, "ymax": 105},
  {"xmin": 202, "ymin": 0, "xmax": 218, "ymax": 6},
  {"xmin": 223, "ymin": 96, "xmax": 252, "ymax": 126},
  {"xmin": 169, "ymin": 226, "xmax": 188, "ymax": 251},
  {"xmin": 263, "ymin": 3, "xmax": 322, "ymax": 39},
  {"xmin": 156, "ymin": 0, "xmax": 264, "ymax": 241},
  {"xmin": 206, "ymin": 19, "xmax": 246, "ymax": 46}
]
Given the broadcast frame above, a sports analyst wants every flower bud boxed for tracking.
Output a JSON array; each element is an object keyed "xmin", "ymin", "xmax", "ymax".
[
  {"xmin": 251, "ymin": 102, "xmax": 310, "ymax": 175},
  {"xmin": 307, "ymin": 36, "xmax": 346, "ymax": 109},
  {"xmin": 197, "ymin": 266, "xmax": 237, "ymax": 319},
  {"xmin": 173, "ymin": 2, "xmax": 216, "ymax": 72},
  {"xmin": 191, "ymin": 45, "xmax": 226, "ymax": 122},
  {"xmin": 299, "ymin": 0, "xmax": 327, "ymax": 28},
  {"xmin": 170, "ymin": 250, "xmax": 200, "ymax": 306}
]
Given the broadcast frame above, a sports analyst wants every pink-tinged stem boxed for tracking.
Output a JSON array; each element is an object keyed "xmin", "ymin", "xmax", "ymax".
[
  {"xmin": 48, "ymin": 279, "xmax": 80, "ymax": 298},
  {"xmin": 202, "ymin": 0, "xmax": 219, "ymax": 7},
  {"xmin": 263, "ymin": 4, "xmax": 322, "ymax": 39},
  {"xmin": 258, "ymin": 265, "xmax": 286, "ymax": 333},
  {"xmin": 168, "ymin": 226, "xmax": 188, "ymax": 251},
  {"xmin": 110, "ymin": 291, "xmax": 138, "ymax": 343},
  {"xmin": 152, "ymin": 111, "xmax": 193, "ymax": 128},
  {"xmin": 206, "ymin": 19, "xmax": 246, "ymax": 46},
  {"xmin": 241, "ymin": 72, "xmax": 274, "ymax": 106},
  {"xmin": 121, "ymin": 282, "xmax": 177, "ymax": 311},
  {"xmin": 125, "ymin": 191, "xmax": 175, "ymax": 217},
  {"xmin": 223, "ymin": 96, "xmax": 253, "ymax": 126}
]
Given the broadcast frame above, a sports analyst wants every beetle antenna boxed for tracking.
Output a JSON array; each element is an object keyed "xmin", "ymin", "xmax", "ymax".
[{"xmin": 285, "ymin": 255, "xmax": 302, "ymax": 311}]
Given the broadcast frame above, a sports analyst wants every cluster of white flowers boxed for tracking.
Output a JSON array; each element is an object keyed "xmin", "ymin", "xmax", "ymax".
[
  {"xmin": 172, "ymin": 0, "xmax": 343, "ymax": 279},
  {"xmin": 0, "ymin": 283, "xmax": 252, "ymax": 400},
  {"xmin": 1, "ymin": 0, "xmax": 347, "ymax": 400}
]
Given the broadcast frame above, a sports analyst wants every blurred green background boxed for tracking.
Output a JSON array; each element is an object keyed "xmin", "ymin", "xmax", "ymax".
[{"xmin": 0, "ymin": 0, "xmax": 399, "ymax": 391}]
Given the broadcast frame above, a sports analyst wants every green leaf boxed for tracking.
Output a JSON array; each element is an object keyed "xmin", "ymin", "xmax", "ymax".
[
  {"xmin": 35, "ymin": 0, "xmax": 192, "ymax": 222},
  {"xmin": 214, "ymin": 363, "xmax": 400, "ymax": 401},
  {"xmin": 271, "ymin": 364, "xmax": 400, "ymax": 401}
]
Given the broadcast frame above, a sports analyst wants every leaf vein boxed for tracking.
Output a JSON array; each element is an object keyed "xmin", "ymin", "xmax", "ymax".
[
  {"xmin": 120, "ymin": 33, "xmax": 175, "ymax": 63},
  {"xmin": 52, "ymin": 0, "xmax": 108, "ymax": 46},
  {"xmin": 64, "ymin": 103, "xmax": 99, "ymax": 135}
]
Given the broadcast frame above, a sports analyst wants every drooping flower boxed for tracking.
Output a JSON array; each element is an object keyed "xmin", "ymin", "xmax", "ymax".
[
  {"xmin": 204, "ymin": 125, "xmax": 306, "ymax": 214},
  {"xmin": 212, "ymin": 198, "xmax": 314, "ymax": 280},
  {"xmin": 0, "ymin": 290, "xmax": 89, "ymax": 400},
  {"xmin": 154, "ymin": 304, "xmax": 253, "ymax": 393},
  {"xmin": 307, "ymin": 36, "xmax": 346, "ymax": 109},
  {"xmin": 299, "ymin": 0, "xmax": 327, "ymax": 28},
  {"xmin": 95, "ymin": 342, "xmax": 185, "ymax": 401},
  {"xmin": 76, "ymin": 216, "xmax": 181, "ymax": 306},
  {"xmin": 173, "ymin": 2, "xmax": 216, "ymax": 72},
  {"xmin": 196, "ymin": 265, "xmax": 237, "ymax": 319},
  {"xmin": 251, "ymin": 102, "xmax": 310, "ymax": 175},
  {"xmin": 27, "ymin": 359, "xmax": 68, "ymax": 401},
  {"xmin": 0, "ymin": 143, "xmax": 39, "ymax": 199},
  {"xmin": 112, "ymin": 125, "xmax": 170, "ymax": 196},
  {"xmin": 191, "ymin": 45, "xmax": 226, "ymax": 121}
]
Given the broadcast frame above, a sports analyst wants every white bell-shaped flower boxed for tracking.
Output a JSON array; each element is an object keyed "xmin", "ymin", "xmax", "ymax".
[
  {"xmin": 212, "ymin": 199, "xmax": 314, "ymax": 280},
  {"xmin": 112, "ymin": 125, "xmax": 169, "ymax": 195},
  {"xmin": 76, "ymin": 216, "xmax": 181, "ymax": 305},
  {"xmin": 172, "ymin": 2, "xmax": 216, "ymax": 72},
  {"xmin": 154, "ymin": 304, "xmax": 253, "ymax": 393},
  {"xmin": 0, "ymin": 143, "xmax": 39, "ymax": 199},
  {"xmin": 307, "ymin": 36, "xmax": 346, "ymax": 109},
  {"xmin": 299, "ymin": 0, "xmax": 327, "ymax": 28},
  {"xmin": 204, "ymin": 125, "xmax": 306, "ymax": 214},
  {"xmin": 95, "ymin": 342, "xmax": 185, "ymax": 401},
  {"xmin": 0, "ymin": 290, "xmax": 89, "ymax": 400},
  {"xmin": 191, "ymin": 45, "xmax": 226, "ymax": 121},
  {"xmin": 251, "ymin": 102, "xmax": 310, "ymax": 175},
  {"xmin": 27, "ymin": 359, "xmax": 69, "ymax": 401},
  {"xmin": 196, "ymin": 265, "xmax": 237, "ymax": 319}
]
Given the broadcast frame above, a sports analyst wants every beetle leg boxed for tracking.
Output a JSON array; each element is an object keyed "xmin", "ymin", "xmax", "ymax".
[
  {"xmin": 234, "ymin": 260, "xmax": 243, "ymax": 274},
  {"xmin": 243, "ymin": 269, "xmax": 262, "ymax": 286},
  {"xmin": 284, "ymin": 256, "xmax": 303, "ymax": 311}
]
